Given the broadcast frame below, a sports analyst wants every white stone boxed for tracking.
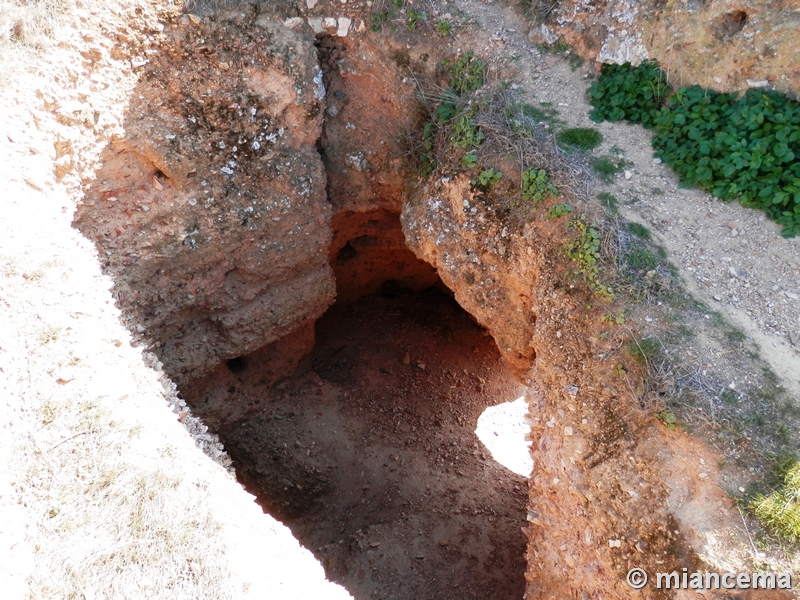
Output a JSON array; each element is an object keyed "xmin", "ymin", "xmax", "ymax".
[{"xmin": 336, "ymin": 17, "xmax": 351, "ymax": 37}]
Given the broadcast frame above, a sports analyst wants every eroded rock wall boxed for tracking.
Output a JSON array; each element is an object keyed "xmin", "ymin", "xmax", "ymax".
[
  {"xmin": 533, "ymin": 0, "xmax": 800, "ymax": 97},
  {"xmin": 74, "ymin": 13, "xmax": 335, "ymax": 384},
  {"xmin": 402, "ymin": 175, "xmax": 762, "ymax": 599}
]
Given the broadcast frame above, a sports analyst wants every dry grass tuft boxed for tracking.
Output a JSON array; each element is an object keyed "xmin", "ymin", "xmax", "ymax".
[
  {"xmin": 21, "ymin": 390, "xmax": 235, "ymax": 600},
  {"xmin": 0, "ymin": 0, "xmax": 83, "ymax": 53}
]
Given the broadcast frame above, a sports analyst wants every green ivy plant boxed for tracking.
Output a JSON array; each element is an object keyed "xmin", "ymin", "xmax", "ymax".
[
  {"xmin": 450, "ymin": 109, "xmax": 485, "ymax": 149},
  {"xmin": 652, "ymin": 86, "xmax": 800, "ymax": 236},
  {"xmin": 565, "ymin": 215, "xmax": 614, "ymax": 300},
  {"xmin": 472, "ymin": 168, "xmax": 502, "ymax": 189},
  {"xmin": 588, "ymin": 61, "xmax": 800, "ymax": 237},
  {"xmin": 546, "ymin": 203, "xmax": 573, "ymax": 219},
  {"xmin": 521, "ymin": 168, "xmax": 558, "ymax": 202},
  {"xmin": 461, "ymin": 151, "xmax": 477, "ymax": 168},
  {"xmin": 407, "ymin": 9, "xmax": 425, "ymax": 31},
  {"xmin": 442, "ymin": 51, "xmax": 486, "ymax": 96},
  {"xmin": 588, "ymin": 60, "xmax": 670, "ymax": 128}
]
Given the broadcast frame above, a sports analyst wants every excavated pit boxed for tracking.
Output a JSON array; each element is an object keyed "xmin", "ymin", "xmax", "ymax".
[
  {"xmin": 178, "ymin": 200, "xmax": 531, "ymax": 599},
  {"xmin": 183, "ymin": 286, "xmax": 530, "ymax": 600},
  {"xmin": 71, "ymin": 19, "xmax": 532, "ymax": 598}
]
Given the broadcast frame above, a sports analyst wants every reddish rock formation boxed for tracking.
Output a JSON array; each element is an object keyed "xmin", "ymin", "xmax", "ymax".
[
  {"xmin": 534, "ymin": 0, "xmax": 800, "ymax": 97},
  {"xmin": 402, "ymin": 174, "xmax": 764, "ymax": 599},
  {"xmin": 74, "ymin": 15, "xmax": 335, "ymax": 385}
]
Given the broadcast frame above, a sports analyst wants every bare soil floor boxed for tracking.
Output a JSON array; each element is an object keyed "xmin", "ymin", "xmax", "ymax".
[{"xmin": 186, "ymin": 289, "xmax": 529, "ymax": 600}]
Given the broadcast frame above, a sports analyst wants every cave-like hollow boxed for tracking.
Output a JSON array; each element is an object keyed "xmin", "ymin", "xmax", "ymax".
[
  {"xmin": 180, "ymin": 209, "xmax": 531, "ymax": 600},
  {"xmin": 71, "ymin": 22, "xmax": 533, "ymax": 598}
]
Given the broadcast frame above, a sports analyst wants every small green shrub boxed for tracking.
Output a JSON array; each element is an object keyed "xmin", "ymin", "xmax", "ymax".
[
  {"xmin": 416, "ymin": 52, "xmax": 488, "ymax": 180},
  {"xmin": 597, "ymin": 192, "xmax": 618, "ymax": 213},
  {"xmin": 656, "ymin": 411, "xmax": 679, "ymax": 430},
  {"xmin": 557, "ymin": 127, "xmax": 603, "ymax": 151},
  {"xmin": 627, "ymin": 337, "xmax": 662, "ymax": 364},
  {"xmin": 407, "ymin": 9, "xmax": 425, "ymax": 30},
  {"xmin": 625, "ymin": 247, "xmax": 659, "ymax": 271},
  {"xmin": 751, "ymin": 456, "xmax": 800, "ymax": 542},
  {"xmin": 627, "ymin": 222, "xmax": 651, "ymax": 240},
  {"xmin": 565, "ymin": 215, "xmax": 614, "ymax": 300},
  {"xmin": 419, "ymin": 121, "xmax": 437, "ymax": 177},
  {"xmin": 370, "ymin": 10, "xmax": 389, "ymax": 31},
  {"xmin": 461, "ymin": 151, "xmax": 477, "ymax": 168},
  {"xmin": 547, "ymin": 203, "xmax": 573, "ymax": 219},
  {"xmin": 588, "ymin": 60, "xmax": 671, "ymax": 128},
  {"xmin": 472, "ymin": 168, "xmax": 502, "ymax": 189},
  {"xmin": 592, "ymin": 155, "xmax": 628, "ymax": 182},
  {"xmin": 451, "ymin": 110, "xmax": 485, "ymax": 149},
  {"xmin": 601, "ymin": 310, "xmax": 625, "ymax": 325},
  {"xmin": 521, "ymin": 168, "xmax": 558, "ymax": 202},
  {"xmin": 436, "ymin": 20, "xmax": 452, "ymax": 36},
  {"xmin": 442, "ymin": 51, "xmax": 487, "ymax": 96}
]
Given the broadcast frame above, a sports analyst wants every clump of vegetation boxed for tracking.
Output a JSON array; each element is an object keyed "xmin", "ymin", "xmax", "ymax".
[
  {"xmin": 601, "ymin": 310, "xmax": 625, "ymax": 325},
  {"xmin": 557, "ymin": 127, "xmax": 603, "ymax": 151},
  {"xmin": 627, "ymin": 337, "xmax": 662, "ymax": 365},
  {"xmin": 597, "ymin": 191, "xmax": 618, "ymax": 213},
  {"xmin": 588, "ymin": 60, "xmax": 670, "ymax": 128},
  {"xmin": 461, "ymin": 150, "xmax": 477, "ymax": 168},
  {"xmin": 436, "ymin": 20, "xmax": 452, "ymax": 36},
  {"xmin": 521, "ymin": 168, "xmax": 558, "ymax": 202},
  {"xmin": 627, "ymin": 222, "xmax": 651, "ymax": 240},
  {"xmin": 565, "ymin": 215, "xmax": 614, "ymax": 300},
  {"xmin": 547, "ymin": 203, "xmax": 573, "ymax": 219},
  {"xmin": 588, "ymin": 60, "xmax": 800, "ymax": 237},
  {"xmin": 416, "ymin": 52, "xmax": 489, "ymax": 177},
  {"xmin": 625, "ymin": 246, "xmax": 659, "ymax": 272},
  {"xmin": 442, "ymin": 51, "xmax": 487, "ymax": 95},
  {"xmin": 450, "ymin": 107, "xmax": 485, "ymax": 149},
  {"xmin": 406, "ymin": 9, "xmax": 425, "ymax": 30},
  {"xmin": 370, "ymin": 10, "xmax": 390, "ymax": 31},
  {"xmin": 591, "ymin": 155, "xmax": 628, "ymax": 182},
  {"xmin": 652, "ymin": 86, "xmax": 800, "ymax": 236},
  {"xmin": 751, "ymin": 456, "xmax": 800, "ymax": 542},
  {"xmin": 503, "ymin": 101, "xmax": 562, "ymax": 134},
  {"xmin": 472, "ymin": 168, "xmax": 503, "ymax": 190},
  {"xmin": 419, "ymin": 120, "xmax": 437, "ymax": 177}
]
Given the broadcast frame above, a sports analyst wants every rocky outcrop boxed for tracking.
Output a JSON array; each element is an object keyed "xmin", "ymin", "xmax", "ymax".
[
  {"xmin": 534, "ymin": 0, "xmax": 800, "ymax": 98},
  {"xmin": 314, "ymin": 29, "xmax": 443, "ymax": 301},
  {"xmin": 74, "ymin": 13, "xmax": 335, "ymax": 384},
  {"xmin": 402, "ymin": 174, "xmax": 763, "ymax": 599}
]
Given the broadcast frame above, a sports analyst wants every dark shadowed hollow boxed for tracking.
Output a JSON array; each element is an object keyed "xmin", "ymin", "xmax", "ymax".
[{"xmin": 183, "ymin": 287, "xmax": 530, "ymax": 600}]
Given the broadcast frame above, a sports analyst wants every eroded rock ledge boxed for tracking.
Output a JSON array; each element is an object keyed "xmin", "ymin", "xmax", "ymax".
[
  {"xmin": 402, "ymin": 174, "xmax": 761, "ymax": 599},
  {"xmin": 74, "ymin": 15, "xmax": 334, "ymax": 385}
]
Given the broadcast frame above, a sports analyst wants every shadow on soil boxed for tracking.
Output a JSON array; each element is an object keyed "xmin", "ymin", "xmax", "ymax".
[{"xmin": 187, "ymin": 289, "xmax": 530, "ymax": 600}]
